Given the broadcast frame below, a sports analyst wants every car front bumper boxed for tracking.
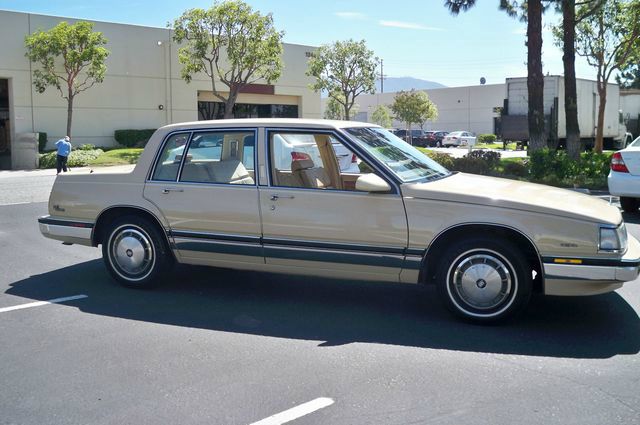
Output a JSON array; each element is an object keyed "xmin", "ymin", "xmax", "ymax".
[{"xmin": 543, "ymin": 235, "xmax": 640, "ymax": 296}]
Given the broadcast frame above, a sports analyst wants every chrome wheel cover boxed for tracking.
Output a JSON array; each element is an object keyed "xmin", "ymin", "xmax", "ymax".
[
  {"xmin": 108, "ymin": 225, "xmax": 155, "ymax": 282},
  {"xmin": 447, "ymin": 249, "xmax": 517, "ymax": 318}
]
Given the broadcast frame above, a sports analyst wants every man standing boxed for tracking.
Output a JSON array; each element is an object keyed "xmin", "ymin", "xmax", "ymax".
[{"xmin": 55, "ymin": 136, "xmax": 72, "ymax": 175}]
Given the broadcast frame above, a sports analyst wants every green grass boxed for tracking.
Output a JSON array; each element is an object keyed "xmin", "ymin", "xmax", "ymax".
[
  {"xmin": 88, "ymin": 148, "xmax": 143, "ymax": 166},
  {"xmin": 474, "ymin": 142, "xmax": 522, "ymax": 150}
]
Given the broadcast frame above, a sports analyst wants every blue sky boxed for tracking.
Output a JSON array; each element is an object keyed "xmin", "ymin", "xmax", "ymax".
[{"xmin": 1, "ymin": 0, "xmax": 595, "ymax": 87}]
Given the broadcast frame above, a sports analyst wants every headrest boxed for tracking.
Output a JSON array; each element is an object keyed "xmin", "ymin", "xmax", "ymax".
[{"xmin": 291, "ymin": 159, "xmax": 314, "ymax": 172}]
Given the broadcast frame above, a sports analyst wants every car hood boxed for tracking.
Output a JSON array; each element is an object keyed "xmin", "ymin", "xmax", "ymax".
[{"xmin": 401, "ymin": 172, "xmax": 622, "ymax": 225}]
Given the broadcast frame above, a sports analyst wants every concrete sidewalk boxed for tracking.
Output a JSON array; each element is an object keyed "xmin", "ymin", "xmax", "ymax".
[{"xmin": 0, "ymin": 164, "xmax": 135, "ymax": 179}]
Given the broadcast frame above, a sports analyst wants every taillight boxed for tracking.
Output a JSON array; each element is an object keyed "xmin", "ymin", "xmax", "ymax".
[
  {"xmin": 291, "ymin": 151, "xmax": 311, "ymax": 161},
  {"xmin": 611, "ymin": 152, "xmax": 629, "ymax": 173},
  {"xmin": 351, "ymin": 153, "xmax": 357, "ymax": 163}
]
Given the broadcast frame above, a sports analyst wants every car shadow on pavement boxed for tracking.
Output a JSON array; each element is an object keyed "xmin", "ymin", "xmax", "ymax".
[{"xmin": 7, "ymin": 259, "xmax": 640, "ymax": 359}]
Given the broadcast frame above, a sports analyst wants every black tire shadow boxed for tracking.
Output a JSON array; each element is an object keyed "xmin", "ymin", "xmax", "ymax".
[{"xmin": 7, "ymin": 260, "xmax": 640, "ymax": 359}]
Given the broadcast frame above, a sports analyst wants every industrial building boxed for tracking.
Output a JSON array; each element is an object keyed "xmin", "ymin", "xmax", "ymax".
[{"xmin": 0, "ymin": 10, "xmax": 320, "ymax": 170}]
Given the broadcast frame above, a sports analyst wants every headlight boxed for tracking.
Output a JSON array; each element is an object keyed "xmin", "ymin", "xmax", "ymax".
[{"xmin": 599, "ymin": 223, "xmax": 628, "ymax": 253}]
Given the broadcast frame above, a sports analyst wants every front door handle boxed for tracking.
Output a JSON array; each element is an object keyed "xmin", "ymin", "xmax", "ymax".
[
  {"xmin": 270, "ymin": 194, "xmax": 295, "ymax": 201},
  {"xmin": 162, "ymin": 188, "xmax": 184, "ymax": 194}
]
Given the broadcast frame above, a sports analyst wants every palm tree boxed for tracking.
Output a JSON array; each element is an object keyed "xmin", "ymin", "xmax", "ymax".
[{"xmin": 445, "ymin": 0, "xmax": 547, "ymax": 152}]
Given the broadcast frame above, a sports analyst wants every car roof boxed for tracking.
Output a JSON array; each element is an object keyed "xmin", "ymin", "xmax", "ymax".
[{"xmin": 159, "ymin": 118, "xmax": 378, "ymax": 133}]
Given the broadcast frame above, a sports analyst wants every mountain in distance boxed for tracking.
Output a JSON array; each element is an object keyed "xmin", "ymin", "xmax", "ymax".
[{"xmin": 376, "ymin": 76, "xmax": 447, "ymax": 93}]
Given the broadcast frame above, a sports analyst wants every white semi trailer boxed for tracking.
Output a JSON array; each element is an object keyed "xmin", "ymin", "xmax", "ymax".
[{"xmin": 500, "ymin": 76, "xmax": 632, "ymax": 149}]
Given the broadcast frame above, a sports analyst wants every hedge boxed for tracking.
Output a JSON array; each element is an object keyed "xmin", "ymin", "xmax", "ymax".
[
  {"xmin": 477, "ymin": 134, "xmax": 497, "ymax": 144},
  {"xmin": 38, "ymin": 132, "xmax": 48, "ymax": 153},
  {"xmin": 114, "ymin": 129, "xmax": 156, "ymax": 148},
  {"xmin": 39, "ymin": 148, "xmax": 104, "ymax": 169}
]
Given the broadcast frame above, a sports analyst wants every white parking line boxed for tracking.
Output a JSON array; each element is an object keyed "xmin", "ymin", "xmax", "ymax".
[
  {"xmin": 249, "ymin": 397, "xmax": 334, "ymax": 425},
  {"xmin": 0, "ymin": 295, "xmax": 88, "ymax": 313}
]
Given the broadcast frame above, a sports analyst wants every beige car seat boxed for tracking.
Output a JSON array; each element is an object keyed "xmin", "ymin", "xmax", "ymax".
[{"xmin": 291, "ymin": 159, "xmax": 332, "ymax": 189}]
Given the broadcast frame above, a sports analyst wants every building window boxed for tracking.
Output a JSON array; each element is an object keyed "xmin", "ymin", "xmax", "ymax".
[{"xmin": 198, "ymin": 102, "xmax": 298, "ymax": 120}]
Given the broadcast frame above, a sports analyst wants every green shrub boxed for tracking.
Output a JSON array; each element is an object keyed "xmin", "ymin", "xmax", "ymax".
[
  {"xmin": 529, "ymin": 148, "xmax": 612, "ymax": 187},
  {"xmin": 502, "ymin": 161, "xmax": 528, "ymax": 178},
  {"xmin": 452, "ymin": 156, "xmax": 492, "ymax": 175},
  {"xmin": 466, "ymin": 149, "xmax": 501, "ymax": 169},
  {"xmin": 38, "ymin": 132, "xmax": 48, "ymax": 153},
  {"xmin": 77, "ymin": 143, "xmax": 97, "ymax": 151},
  {"xmin": 114, "ymin": 129, "xmax": 156, "ymax": 148},
  {"xmin": 477, "ymin": 134, "xmax": 497, "ymax": 144},
  {"xmin": 423, "ymin": 150, "xmax": 455, "ymax": 169},
  {"xmin": 39, "ymin": 148, "xmax": 104, "ymax": 169}
]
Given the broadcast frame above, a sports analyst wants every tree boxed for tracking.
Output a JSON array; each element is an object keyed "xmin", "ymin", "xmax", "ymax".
[
  {"xmin": 371, "ymin": 104, "xmax": 393, "ymax": 128},
  {"xmin": 324, "ymin": 93, "xmax": 359, "ymax": 120},
  {"xmin": 445, "ymin": 0, "xmax": 549, "ymax": 152},
  {"xmin": 617, "ymin": 63, "xmax": 640, "ymax": 89},
  {"xmin": 307, "ymin": 39, "xmax": 378, "ymax": 121},
  {"xmin": 391, "ymin": 90, "xmax": 438, "ymax": 144},
  {"xmin": 25, "ymin": 21, "xmax": 109, "ymax": 138},
  {"xmin": 575, "ymin": 0, "xmax": 640, "ymax": 152},
  {"xmin": 553, "ymin": 0, "xmax": 605, "ymax": 159},
  {"xmin": 171, "ymin": 0, "xmax": 284, "ymax": 119}
]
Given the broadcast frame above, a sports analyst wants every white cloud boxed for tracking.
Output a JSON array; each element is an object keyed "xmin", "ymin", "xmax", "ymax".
[
  {"xmin": 379, "ymin": 20, "xmax": 443, "ymax": 31},
  {"xmin": 335, "ymin": 12, "xmax": 367, "ymax": 20}
]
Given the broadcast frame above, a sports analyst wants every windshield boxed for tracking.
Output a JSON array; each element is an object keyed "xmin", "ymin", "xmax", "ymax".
[{"xmin": 344, "ymin": 127, "xmax": 451, "ymax": 182}]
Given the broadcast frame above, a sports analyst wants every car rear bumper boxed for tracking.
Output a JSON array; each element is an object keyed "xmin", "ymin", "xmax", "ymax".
[
  {"xmin": 608, "ymin": 170, "xmax": 640, "ymax": 197},
  {"xmin": 38, "ymin": 216, "xmax": 94, "ymax": 246},
  {"xmin": 543, "ymin": 235, "xmax": 640, "ymax": 296}
]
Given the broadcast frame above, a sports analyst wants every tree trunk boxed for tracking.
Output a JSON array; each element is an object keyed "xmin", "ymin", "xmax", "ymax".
[
  {"xmin": 563, "ymin": 0, "xmax": 581, "ymax": 159},
  {"xmin": 344, "ymin": 103, "xmax": 351, "ymax": 121},
  {"xmin": 223, "ymin": 87, "xmax": 238, "ymax": 119},
  {"xmin": 527, "ymin": 0, "xmax": 547, "ymax": 152},
  {"xmin": 66, "ymin": 90, "xmax": 73, "ymax": 137},
  {"xmin": 595, "ymin": 83, "xmax": 606, "ymax": 153}
]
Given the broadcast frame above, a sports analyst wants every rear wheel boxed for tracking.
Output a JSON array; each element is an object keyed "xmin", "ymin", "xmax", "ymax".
[
  {"xmin": 435, "ymin": 237, "xmax": 532, "ymax": 323},
  {"xmin": 102, "ymin": 215, "xmax": 173, "ymax": 288},
  {"xmin": 620, "ymin": 197, "xmax": 640, "ymax": 213}
]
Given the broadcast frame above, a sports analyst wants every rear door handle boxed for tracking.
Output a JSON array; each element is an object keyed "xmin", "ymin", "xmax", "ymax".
[{"xmin": 162, "ymin": 188, "xmax": 184, "ymax": 194}]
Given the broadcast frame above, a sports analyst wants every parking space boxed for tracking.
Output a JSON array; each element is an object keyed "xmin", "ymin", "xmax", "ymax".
[{"xmin": 2, "ymin": 186, "xmax": 640, "ymax": 423}]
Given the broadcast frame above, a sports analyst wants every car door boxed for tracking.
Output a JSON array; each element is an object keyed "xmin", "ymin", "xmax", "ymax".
[
  {"xmin": 259, "ymin": 129, "xmax": 409, "ymax": 281},
  {"xmin": 143, "ymin": 129, "xmax": 263, "ymax": 268}
]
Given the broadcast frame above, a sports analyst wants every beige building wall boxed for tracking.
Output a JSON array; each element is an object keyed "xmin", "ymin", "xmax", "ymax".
[
  {"xmin": 330, "ymin": 83, "xmax": 505, "ymax": 135},
  {"xmin": 0, "ymin": 10, "xmax": 320, "ymax": 157}
]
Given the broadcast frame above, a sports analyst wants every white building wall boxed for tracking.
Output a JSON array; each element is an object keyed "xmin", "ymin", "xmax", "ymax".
[
  {"xmin": 0, "ymin": 10, "xmax": 320, "ymax": 155},
  {"xmin": 331, "ymin": 83, "xmax": 505, "ymax": 135}
]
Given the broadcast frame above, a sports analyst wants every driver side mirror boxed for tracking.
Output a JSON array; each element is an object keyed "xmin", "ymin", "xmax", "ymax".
[{"xmin": 355, "ymin": 174, "xmax": 391, "ymax": 193}]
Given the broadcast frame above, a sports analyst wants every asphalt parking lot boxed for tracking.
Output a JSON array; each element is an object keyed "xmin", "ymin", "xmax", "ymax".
[{"xmin": 1, "ymin": 172, "xmax": 639, "ymax": 424}]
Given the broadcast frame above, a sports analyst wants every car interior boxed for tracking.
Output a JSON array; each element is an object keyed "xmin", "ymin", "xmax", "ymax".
[
  {"xmin": 270, "ymin": 132, "xmax": 367, "ymax": 191},
  {"xmin": 153, "ymin": 132, "xmax": 255, "ymax": 185}
]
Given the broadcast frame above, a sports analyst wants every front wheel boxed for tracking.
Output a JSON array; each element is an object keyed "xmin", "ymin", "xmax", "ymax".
[
  {"xmin": 620, "ymin": 197, "xmax": 639, "ymax": 213},
  {"xmin": 102, "ymin": 215, "xmax": 173, "ymax": 288},
  {"xmin": 435, "ymin": 238, "xmax": 532, "ymax": 323}
]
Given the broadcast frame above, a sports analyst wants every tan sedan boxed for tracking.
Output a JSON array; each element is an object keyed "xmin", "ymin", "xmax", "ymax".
[{"xmin": 39, "ymin": 119, "xmax": 640, "ymax": 323}]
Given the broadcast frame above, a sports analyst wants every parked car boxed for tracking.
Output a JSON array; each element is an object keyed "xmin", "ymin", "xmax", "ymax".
[
  {"xmin": 39, "ymin": 119, "xmax": 639, "ymax": 323},
  {"xmin": 443, "ymin": 131, "xmax": 477, "ymax": 147},
  {"xmin": 424, "ymin": 131, "xmax": 449, "ymax": 147},
  {"xmin": 608, "ymin": 135, "xmax": 640, "ymax": 213},
  {"xmin": 393, "ymin": 129, "xmax": 428, "ymax": 146}
]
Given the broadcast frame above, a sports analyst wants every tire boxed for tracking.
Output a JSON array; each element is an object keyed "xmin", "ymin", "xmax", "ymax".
[
  {"xmin": 435, "ymin": 237, "xmax": 532, "ymax": 323},
  {"xmin": 620, "ymin": 197, "xmax": 640, "ymax": 213},
  {"xmin": 102, "ymin": 215, "xmax": 173, "ymax": 288}
]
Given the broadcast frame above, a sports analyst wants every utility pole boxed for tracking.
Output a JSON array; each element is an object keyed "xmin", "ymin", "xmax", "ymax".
[{"xmin": 379, "ymin": 59, "xmax": 386, "ymax": 93}]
